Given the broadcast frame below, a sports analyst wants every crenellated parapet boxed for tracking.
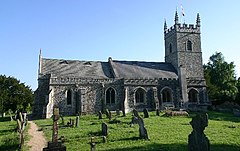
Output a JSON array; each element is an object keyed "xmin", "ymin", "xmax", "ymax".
[
  {"xmin": 164, "ymin": 12, "xmax": 201, "ymax": 37},
  {"xmin": 164, "ymin": 23, "xmax": 200, "ymax": 37}
]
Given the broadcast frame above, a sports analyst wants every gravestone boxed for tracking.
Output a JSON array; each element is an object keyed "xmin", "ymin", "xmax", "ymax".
[
  {"xmin": 108, "ymin": 111, "xmax": 112, "ymax": 120},
  {"xmin": 105, "ymin": 109, "xmax": 110, "ymax": 119},
  {"xmin": 102, "ymin": 122, "xmax": 108, "ymax": 136},
  {"xmin": 130, "ymin": 116, "xmax": 139, "ymax": 127},
  {"xmin": 43, "ymin": 107, "xmax": 66, "ymax": 151},
  {"xmin": 116, "ymin": 109, "xmax": 120, "ymax": 117},
  {"xmin": 156, "ymin": 109, "xmax": 160, "ymax": 116},
  {"xmin": 76, "ymin": 116, "xmax": 79, "ymax": 127},
  {"xmin": 143, "ymin": 108, "xmax": 149, "ymax": 118},
  {"xmin": 138, "ymin": 116, "xmax": 149, "ymax": 139},
  {"xmin": 102, "ymin": 136, "xmax": 107, "ymax": 143},
  {"xmin": 133, "ymin": 109, "xmax": 140, "ymax": 117},
  {"xmin": 188, "ymin": 113, "xmax": 209, "ymax": 151},
  {"xmin": 71, "ymin": 119, "xmax": 74, "ymax": 128},
  {"xmin": 98, "ymin": 111, "xmax": 103, "ymax": 119}
]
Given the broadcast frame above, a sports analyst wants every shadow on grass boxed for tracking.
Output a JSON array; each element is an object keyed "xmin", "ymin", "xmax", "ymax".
[
  {"xmin": 0, "ymin": 117, "xmax": 11, "ymax": 122},
  {"xmin": 0, "ymin": 144, "xmax": 19, "ymax": 151},
  {"xmin": 207, "ymin": 111, "xmax": 240, "ymax": 123},
  {"xmin": 104, "ymin": 143, "xmax": 240, "ymax": 151}
]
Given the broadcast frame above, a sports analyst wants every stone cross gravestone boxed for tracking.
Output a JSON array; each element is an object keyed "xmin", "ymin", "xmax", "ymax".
[
  {"xmin": 188, "ymin": 113, "xmax": 210, "ymax": 151},
  {"xmin": 102, "ymin": 122, "xmax": 108, "ymax": 136},
  {"xmin": 43, "ymin": 107, "xmax": 66, "ymax": 151}
]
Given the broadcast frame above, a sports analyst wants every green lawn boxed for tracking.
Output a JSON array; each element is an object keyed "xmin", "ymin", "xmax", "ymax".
[
  {"xmin": 34, "ymin": 111, "xmax": 240, "ymax": 151},
  {"xmin": 0, "ymin": 117, "xmax": 19, "ymax": 151}
]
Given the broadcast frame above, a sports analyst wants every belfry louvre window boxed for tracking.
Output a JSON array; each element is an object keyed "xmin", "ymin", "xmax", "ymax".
[
  {"xmin": 187, "ymin": 40, "xmax": 192, "ymax": 51},
  {"xmin": 106, "ymin": 87, "xmax": 115, "ymax": 104},
  {"xmin": 67, "ymin": 90, "xmax": 72, "ymax": 105},
  {"xmin": 135, "ymin": 88, "xmax": 145, "ymax": 103}
]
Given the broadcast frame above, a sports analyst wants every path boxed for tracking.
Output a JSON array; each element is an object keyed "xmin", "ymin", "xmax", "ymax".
[{"xmin": 27, "ymin": 121, "xmax": 47, "ymax": 151}]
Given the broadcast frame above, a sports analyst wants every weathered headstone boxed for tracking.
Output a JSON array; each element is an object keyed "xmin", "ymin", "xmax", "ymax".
[
  {"xmin": 43, "ymin": 107, "xmax": 66, "ymax": 151},
  {"xmin": 102, "ymin": 122, "xmax": 108, "ymax": 136},
  {"xmin": 143, "ymin": 108, "xmax": 149, "ymax": 118},
  {"xmin": 71, "ymin": 119, "xmax": 75, "ymax": 128},
  {"xmin": 76, "ymin": 116, "xmax": 79, "ymax": 127},
  {"xmin": 138, "ymin": 116, "xmax": 149, "ymax": 139},
  {"xmin": 108, "ymin": 111, "xmax": 112, "ymax": 120},
  {"xmin": 116, "ymin": 109, "xmax": 120, "ymax": 117},
  {"xmin": 188, "ymin": 113, "xmax": 209, "ymax": 151},
  {"xmin": 98, "ymin": 111, "xmax": 103, "ymax": 119},
  {"xmin": 133, "ymin": 109, "xmax": 140, "ymax": 117},
  {"xmin": 105, "ymin": 109, "xmax": 110, "ymax": 119},
  {"xmin": 130, "ymin": 116, "xmax": 138, "ymax": 127},
  {"xmin": 156, "ymin": 109, "xmax": 160, "ymax": 116}
]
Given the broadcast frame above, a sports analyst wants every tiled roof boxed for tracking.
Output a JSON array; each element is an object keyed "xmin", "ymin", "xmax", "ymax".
[
  {"xmin": 111, "ymin": 60, "xmax": 178, "ymax": 79},
  {"xmin": 41, "ymin": 58, "xmax": 178, "ymax": 79},
  {"xmin": 42, "ymin": 58, "xmax": 113, "ymax": 78}
]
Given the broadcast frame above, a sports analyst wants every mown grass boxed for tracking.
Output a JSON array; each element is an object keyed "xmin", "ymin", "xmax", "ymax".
[
  {"xmin": 34, "ymin": 111, "xmax": 240, "ymax": 151},
  {"xmin": 0, "ymin": 117, "xmax": 19, "ymax": 151},
  {"xmin": 0, "ymin": 116, "xmax": 30, "ymax": 151}
]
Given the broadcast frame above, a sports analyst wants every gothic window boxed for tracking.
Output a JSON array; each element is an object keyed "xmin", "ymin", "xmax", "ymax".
[
  {"xmin": 188, "ymin": 89, "xmax": 198, "ymax": 102},
  {"xmin": 162, "ymin": 88, "xmax": 172, "ymax": 102},
  {"xmin": 169, "ymin": 43, "xmax": 173, "ymax": 53},
  {"xmin": 67, "ymin": 90, "xmax": 72, "ymax": 105},
  {"xmin": 187, "ymin": 40, "xmax": 192, "ymax": 51},
  {"xmin": 135, "ymin": 88, "xmax": 145, "ymax": 103},
  {"xmin": 106, "ymin": 87, "xmax": 115, "ymax": 104}
]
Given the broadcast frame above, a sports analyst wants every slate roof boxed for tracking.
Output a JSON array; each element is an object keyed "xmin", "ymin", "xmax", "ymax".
[
  {"xmin": 42, "ymin": 58, "xmax": 113, "ymax": 78},
  {"xmin": 111, "ymin": 60, "xmax": 178, "ymax": 79},
  {"xmin": 41, "ymin": 58, "xmax": 178, "ymax": 79}
]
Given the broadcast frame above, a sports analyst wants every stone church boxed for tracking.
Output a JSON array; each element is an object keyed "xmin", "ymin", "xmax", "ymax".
[{"xmin": 33, "ymin": 12, "xmax": 209, "ymax": 118}]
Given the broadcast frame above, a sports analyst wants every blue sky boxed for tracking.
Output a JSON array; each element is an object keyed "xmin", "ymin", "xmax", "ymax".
[{"xmin": 1, "ymin": 0, "xmax": 240, "ymax": 90}]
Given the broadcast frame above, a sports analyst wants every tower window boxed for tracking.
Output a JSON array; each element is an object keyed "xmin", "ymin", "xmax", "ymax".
[
  {"xmin": 187, "ymin": 40, "xmax": 192, "ymax": 51},
  {"xmin": 169, "ymin": 43, "xmax": 173, "ymax": 53},
  {"xmin": 106, "ymin": 87, "xmax": 115, "ymax": 104},
  {"xmin": 67, "ymin": 90, "xmax": 72, "ymax": 105}
]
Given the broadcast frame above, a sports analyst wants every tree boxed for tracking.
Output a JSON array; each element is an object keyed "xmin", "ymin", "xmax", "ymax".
[
  {"xmin": 0, "ymin": 75, "xmax": 33, "ymax": 114},
  {"xmin": 204, "ymin": 52, "xmax": 238, "ymax": 104}
]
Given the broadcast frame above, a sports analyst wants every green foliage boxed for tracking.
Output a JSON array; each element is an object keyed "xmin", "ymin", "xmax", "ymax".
[
  {"xmin": 34, "ymin": 111, "xmax": 240, "ymax": 151},
  {"xmin": 204, "ymin": 52, "xmax": 238, "ymax": 103},
  {"xmin": 0, "ymin": 75, "xmax": 33, "ymax": 113}
]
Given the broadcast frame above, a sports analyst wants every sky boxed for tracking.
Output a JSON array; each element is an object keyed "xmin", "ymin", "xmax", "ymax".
[{"xmin": 1, "ymin": 0, "xmax": 240, "ymax": 90}]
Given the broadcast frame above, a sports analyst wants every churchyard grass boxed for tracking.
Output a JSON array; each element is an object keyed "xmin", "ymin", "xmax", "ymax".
[
  {"xmin": 0, "ymin": 116, "xmax": 19, "ymax": 151},
  {"xmin": 34, "ymin": 111, "xmax": 240, "ymax": 151}
]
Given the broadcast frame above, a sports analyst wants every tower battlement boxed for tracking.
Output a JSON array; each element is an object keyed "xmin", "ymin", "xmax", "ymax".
[
  {"xmin": 164, "ymin": 12, "xmax": 201, "ymax": 37},
  {"xmin": 164, "ymin": 23, "xmax": 200, "ymax": 35}
]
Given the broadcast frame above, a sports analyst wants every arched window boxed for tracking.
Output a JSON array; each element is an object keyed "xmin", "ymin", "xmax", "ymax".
[
  {"xmin": 162, "ymin": 88, "xmax": 172, "ymax": 102},
  {"xmin": 169, "ymin": 43, "xmax": 173, "ymax": 53},
  {"xmin": 67, "ymin": 90, "xmax": 72, "ymax": 105},
  {"xmin": 187, "ymin": 40, "xmax": 192, "ymax": 51},
  {"xmin": 106, "ymin": 87, "xmax": 115, "ymax": 104},
  {"xmin": 135, "ymin": 88, "xmax": 145, "ymax": 103},
  {"xmin": 188, "ymin": 89, "xmax": 198, "ymax": 102}
]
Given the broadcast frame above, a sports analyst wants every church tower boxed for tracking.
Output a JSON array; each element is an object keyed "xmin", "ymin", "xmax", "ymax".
[{"xmin": 164, "ymin": 11, "xmax": 208, "ymax": 105}]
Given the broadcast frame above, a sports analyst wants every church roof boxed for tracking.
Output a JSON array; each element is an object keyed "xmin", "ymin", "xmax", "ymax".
[
  {"xmin": 111, "ymin": 60, "xmax": 178, "ymax": 79},
  {"xmin": 41, "ymin": 58, "xmax": 178, "ymax": 79},
  {"xmin": 42, "ymin": 58, "xmax": 113, "ymax": 78}
]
